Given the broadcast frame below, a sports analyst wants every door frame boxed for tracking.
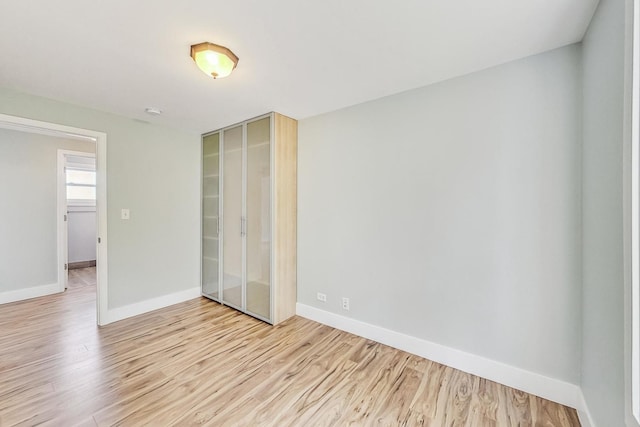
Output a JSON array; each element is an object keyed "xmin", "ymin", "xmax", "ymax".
[
  {"xmin": 57, "ymin": 149, "xmax": 97, "ymax": 292},
  {"xmin": 0, "ymin": 113, "xmax": 108, "ymax": 326}
]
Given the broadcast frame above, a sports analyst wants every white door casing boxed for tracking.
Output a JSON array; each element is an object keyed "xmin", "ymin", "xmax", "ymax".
[
  {"xmin": 57, "ymin": 149, "xmax": 96, "ymax": 291},
  {"xmin": 0, "ymin": 113, "xmax": 108, "ymax": 326}
]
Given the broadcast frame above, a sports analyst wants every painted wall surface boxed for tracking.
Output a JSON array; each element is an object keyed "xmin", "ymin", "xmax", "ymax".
[
  {"xmin": 581, "ymin": 0, "xmax": 627, "ymax": 425},
  {"xmin": 0, "ymin": 128, "xmax": 94, "ymax": 292},
  {"xmin": 68, "ymin": 206, "xmax": 96, "ymax": 263},
  {"xmin": 0, "ymin": 89, "xmax": 201, "ymax": 309},
  {"xmin": 298, "ymin": 45, "xmax": 583, "ymax": 383}
]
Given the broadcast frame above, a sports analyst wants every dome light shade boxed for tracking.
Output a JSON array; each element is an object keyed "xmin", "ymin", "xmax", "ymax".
[{"xmin": 190, "ymin": 42, "xmax": 239, "ymax": 79}]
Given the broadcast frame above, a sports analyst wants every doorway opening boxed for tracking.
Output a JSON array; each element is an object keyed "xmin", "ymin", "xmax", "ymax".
[
  {"xmin": 60, "ymin": 151, "xmax": 97, "ymax": 293},
  {"xmin": 0, "ymin": 113, "xmax": 108, "ymax": 325}
]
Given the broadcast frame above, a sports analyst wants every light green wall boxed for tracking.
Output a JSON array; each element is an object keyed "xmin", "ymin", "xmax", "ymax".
[
  {"xmin": 299, "ymin": 45, "xmax": 583, "ymax": 383},
  {"xmin": 581, "ymin": 0, "xmax": 628, "ymax": 425},
  {"xmin": 0, "ymin": 88, "xmax": 201, "ymax": 309}
]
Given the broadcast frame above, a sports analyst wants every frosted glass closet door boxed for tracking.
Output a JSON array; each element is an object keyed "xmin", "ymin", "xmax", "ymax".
[
  {"xmin": 222, "ymin": 125, "xmax": 243, "ymax": 308},
  {"xmin": 246, "ymin": 117, "xmax": 271, "ymax": 319},
  {"xmin": 202, "ymin": 133, "xmax": 220, "ymax": 299}
]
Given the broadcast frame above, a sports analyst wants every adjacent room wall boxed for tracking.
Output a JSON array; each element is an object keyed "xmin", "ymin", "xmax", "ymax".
[
  {"xmin": 68, "ymin": 205, "xmax": 97, "ymax": 264},
  {"xmin": 0, "ymin": 128, "xmax": 94, "ymax": 294},
  {"xmin": 581, "ymin": 0, "xmax": 627, "ymax": 425},
  {"xmin": 0, "ymin": 88, "xmax": 201, "ymax": 310},
  {"xmin": 298, "ymin": 45, "xmax": 583, "ymax": 383}
]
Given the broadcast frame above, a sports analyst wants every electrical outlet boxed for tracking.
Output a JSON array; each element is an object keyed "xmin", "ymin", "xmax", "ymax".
[
  {"xmin": 316, "ymin": 292, "xmax": 327, "ymax": 302},
  {"xmin": 342, "ymin": 297, "xmax": 350, "ymax": 311},
  {"xmin": 121, "ymin": 208, "xmax": 130, "ymax": 220}
]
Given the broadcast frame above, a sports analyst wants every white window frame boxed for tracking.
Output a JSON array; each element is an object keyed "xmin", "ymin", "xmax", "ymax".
[{"xmin": 66, "ymin": 164, "xmax": 97, "ymax": 207}]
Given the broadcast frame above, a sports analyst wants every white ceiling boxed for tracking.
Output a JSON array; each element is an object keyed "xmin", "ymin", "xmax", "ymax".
[{"xmin": 0, "ymin": 0, "xmax": 599, "ymax": 133}]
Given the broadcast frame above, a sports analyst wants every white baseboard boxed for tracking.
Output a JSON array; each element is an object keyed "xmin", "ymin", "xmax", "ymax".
[
  {"xmin": 296, "ymin": 303, "xmax": 585, "ymax": 413},
  {"xmin": 0, "ymin": 282, "xmax": 61, "ymax": 305},
  {"xmin": 105, "ymin": 286, "xmax": 201, "ymax": 325},
  {"xmin": 576, "ymin": 389, "xmax": 596, "ymax": 427}
]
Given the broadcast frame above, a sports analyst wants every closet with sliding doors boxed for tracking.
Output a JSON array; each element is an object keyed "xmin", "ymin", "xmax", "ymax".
[{"xmin": 201, "ymin": 112, "xmax": 297, "ymax": 325}]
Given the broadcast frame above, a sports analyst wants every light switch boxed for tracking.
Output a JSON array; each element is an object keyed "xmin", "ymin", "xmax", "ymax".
[{"xmin": 121, "ymin": 209, "xmax": 130, "ymax": 220}]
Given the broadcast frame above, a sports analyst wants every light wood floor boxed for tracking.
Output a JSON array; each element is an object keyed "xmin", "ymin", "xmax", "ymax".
[{"xmin": 0, "ymin": 268, "xmax": 580, "ymax": 426}]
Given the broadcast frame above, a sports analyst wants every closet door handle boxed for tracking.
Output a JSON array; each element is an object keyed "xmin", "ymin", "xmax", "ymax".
[{"xmin": 241, "ymin": 217, "xmax": 245, "ymax": 236}]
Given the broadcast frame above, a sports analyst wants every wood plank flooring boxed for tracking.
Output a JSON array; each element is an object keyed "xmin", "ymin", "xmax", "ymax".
[{"xmin": 0, "ymin": 268, "xmax": 580, "ymax": 426}]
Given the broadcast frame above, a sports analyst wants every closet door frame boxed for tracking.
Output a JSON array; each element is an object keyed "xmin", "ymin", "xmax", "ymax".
[
  {"xmin": 241, "ymin": 119, "xmax": 248, "ymax": 313},
  {"xmin": 200, "ymin": 131, "xmax": 223, "ymax": 303},
  {"xmin": 217, "ymin": 129, "xmax": 224, "ymax": 305},
  {"xmin": 243, "ymin": 113, "xmax": 274, "ymax": 323},
  {"xmin": 219, "ymin": 124, "xmax": 243, "ymax": 312},
  {"xmin": 218, "ymin": 131, "xmax": 224, "ymax": 305}
]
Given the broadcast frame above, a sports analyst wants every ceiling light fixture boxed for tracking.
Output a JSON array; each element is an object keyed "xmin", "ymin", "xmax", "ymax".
[{"xmin": 190, "ymin": 42, "xmax": 239, "ymax": 79}]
